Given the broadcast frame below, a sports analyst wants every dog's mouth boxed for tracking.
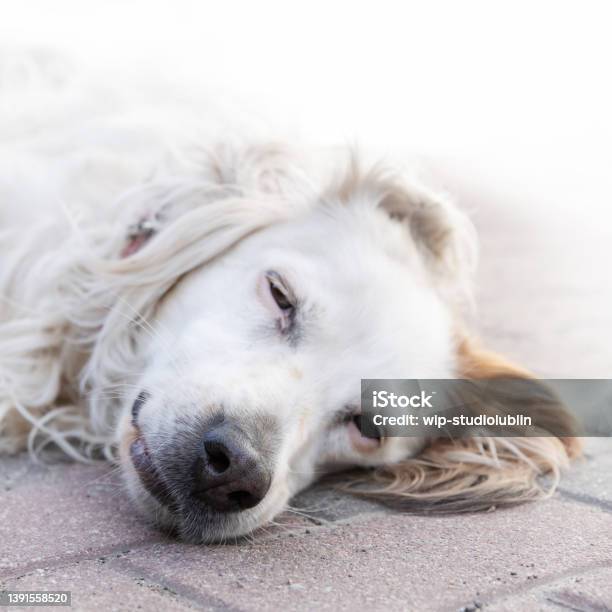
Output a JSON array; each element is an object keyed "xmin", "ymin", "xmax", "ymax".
[
  {"xmin": 124, "ymin": 391, "xmax": 283, "ymax": 542},
  {"xmin": 129, "ymin": 429, "xmax": 174, "ymax": 508}
]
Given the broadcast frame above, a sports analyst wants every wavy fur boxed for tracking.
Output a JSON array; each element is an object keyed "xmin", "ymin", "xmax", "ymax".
[{"xmin": 0, "ymin": 51, "xmax": 579, "ymax": 528}]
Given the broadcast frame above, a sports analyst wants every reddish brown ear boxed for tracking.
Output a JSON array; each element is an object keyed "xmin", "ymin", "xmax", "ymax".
[
  {"xmin": 456, "ymin": 335, "xmax": 531, "ymax": 378},
  {"xmin": 455, "ymin": 335, "xmax": 582, "ymax": 459},
  {"xmin": 346, "ymin": 335, "xmax": 581, "ymax": 513}
]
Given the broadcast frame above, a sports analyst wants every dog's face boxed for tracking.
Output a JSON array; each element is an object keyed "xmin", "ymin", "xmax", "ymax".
[{"xmin": 117, "ymin": 199, "xmax": 458, "ymax": 542}]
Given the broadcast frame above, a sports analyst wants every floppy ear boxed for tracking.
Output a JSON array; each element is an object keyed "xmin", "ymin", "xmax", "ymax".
[
  {"xmin": 328, "ymin": 155, "xmax": 477, "ymax": 309},
  {"xmin": 115, "ymin": 143, "xmax": 301, "ymax": 258},
  {"xmin": 349, "ymin": 335, "xmax": 582, "ymax": 513},
  {"xmin": 377, "ymin": 176, "xmax": 476, "ymax": 285}
]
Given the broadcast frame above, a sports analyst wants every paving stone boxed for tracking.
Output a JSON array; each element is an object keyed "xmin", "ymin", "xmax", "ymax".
[
  {"xmin": 580, "ymin": 438, "xmax": 612, "ymax": 458},
  {"xmin": 484, "ymin": 565, "xmax": 612, "ymax": 611},
  {"xmin": 0, "ymin": 457, "xmax": 161, "ymax": 575},
  {"xmin": 290, "ymin": 482, "xmax": 395, "ymax": 523},
  {"xmin": 250, "ymin": 510, "xmax": 317, "ymax": 539},
  {"xmin": 0, "ymin": 559, "xmax": 200, "ymax": 612},
  {"xmin": 557, "ymin": 439, "xmax": 612, "ymax": 509},
  {"xmin": 77, "ymin": 497, "xmax": 612, "ymax": 612}
]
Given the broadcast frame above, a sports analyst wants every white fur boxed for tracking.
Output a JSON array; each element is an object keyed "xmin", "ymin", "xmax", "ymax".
[{"xmin": 0, "ymin": 51, "xmax": 486, "ymax": 541}]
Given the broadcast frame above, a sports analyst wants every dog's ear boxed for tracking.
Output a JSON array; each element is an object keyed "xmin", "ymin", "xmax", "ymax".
[
  {"xmin": 377, "ymin": 177, "xmax": 476, "ymax": 283},
  {"xmin": 328, "ymin": 156, "xmax": 477, "ymax": 307},
  {"xmin": 348, "ymin": 335, "xmax": 582, "ymax": 513},
  {"xmin": 114, "ymin": 143, "xmax": 300, "ymax": 259}
]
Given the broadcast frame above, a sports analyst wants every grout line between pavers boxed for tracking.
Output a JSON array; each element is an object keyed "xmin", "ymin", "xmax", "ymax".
[
  {"xmin": 0, "ymin": 537, "xmax": 168, "ymax": 582},
  {"xmin": 544, "ymin": 594, "xmax": 596, "ymax": 611},
  {"xmin": 557, "ymin": 488, "xmax": 612, "ymax": 514},
  {"xmin": 112, "ymin": 556, "xmax": 245, "ymax": 612},
  {"xmin": 452, "ymin": 558, "xmax": 612, "ymax": 611},
  {"xmin": 1, "ymin": 509, "xmax": 387, "ymax": 583}
]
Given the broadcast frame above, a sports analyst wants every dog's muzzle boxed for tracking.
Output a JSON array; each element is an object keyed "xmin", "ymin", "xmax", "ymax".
[{"xmin": 129, "ymin": 404, "xmax": 278, "ymax": 523}]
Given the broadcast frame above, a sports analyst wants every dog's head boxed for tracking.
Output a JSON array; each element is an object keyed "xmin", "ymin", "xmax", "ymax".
[{"xmin": 77, "ymin": 148, "xmax": 576, "ymax": 542}]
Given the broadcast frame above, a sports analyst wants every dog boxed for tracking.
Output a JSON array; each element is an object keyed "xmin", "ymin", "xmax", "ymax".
[{"xmin": 0, "ymin": 52, "xmax": 580, "ymax": 543}]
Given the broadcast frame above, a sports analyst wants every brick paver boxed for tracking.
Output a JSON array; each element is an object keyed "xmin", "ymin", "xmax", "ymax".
[
  {"xmin": 2, "ymin": 456, "xmax": 612, "ymax": 611},
  {"xmin": 0, "ymin": 459, "xmax": 161, "ymax": 574}
]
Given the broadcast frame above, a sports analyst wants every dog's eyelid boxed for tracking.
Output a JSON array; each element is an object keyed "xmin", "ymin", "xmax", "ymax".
[
  {"xmin": 263, "ymin": 270, "xmax": 299, "ymax": 336},
  {"xmin": 265, "ymin": 270, "xmax": 299, "ymax": 326},
  {"xmin": 265, "ymin": 270, "xmax": 296, "ymax": 303}
]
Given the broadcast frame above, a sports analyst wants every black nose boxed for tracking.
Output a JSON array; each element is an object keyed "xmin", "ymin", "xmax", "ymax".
[{"xmin": 191, "ymin": 423, "xmax": 271, "ymax": 512}]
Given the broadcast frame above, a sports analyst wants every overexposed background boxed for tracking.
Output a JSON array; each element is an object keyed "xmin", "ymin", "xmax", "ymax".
[
  {"xmin": 2, "ymin": 0, "xmax": 611, "ymax": 375},
  {"xmin": 2, "ymin": 1, "xmax": 611, "ymax": 154}
]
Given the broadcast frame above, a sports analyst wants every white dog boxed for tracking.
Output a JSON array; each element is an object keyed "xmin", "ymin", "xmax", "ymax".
[{"xmin": 0, "ymin": 52, "xmax": 579, "ymax": 542}]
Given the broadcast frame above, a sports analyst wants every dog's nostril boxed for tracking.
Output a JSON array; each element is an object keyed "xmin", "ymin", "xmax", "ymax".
[
  {"xmin": 204, "ymin": 442, "xmax": 231, "ymax": 474},
  {"xmin": 227, "ymin": 490, "xmax": 259, "ymax": 510},
  {"xmin": 193, "ymin": 424, "xmax": 272, "ymax": 513}
]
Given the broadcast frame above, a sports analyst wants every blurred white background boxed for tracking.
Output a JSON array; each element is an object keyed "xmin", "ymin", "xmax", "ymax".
[
  {"xmin": 2, "ymin": 0, "xmax": 611, "ymax": 372},
  {"xmin": 2, "ymin": 1, "xmax": 610, "ymax": 155},
  {"xmin": 2, "ymin": 2, "xmax": 611, "ymax": 216}
]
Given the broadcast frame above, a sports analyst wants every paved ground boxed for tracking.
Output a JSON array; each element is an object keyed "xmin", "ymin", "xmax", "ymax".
[
  {"xmin": 2, "ymin": 441, "xmax": 612, "ymax": 612},
  {"xmin": 2, "ymin": 166, "xmax": 612, "ymax": 611}
]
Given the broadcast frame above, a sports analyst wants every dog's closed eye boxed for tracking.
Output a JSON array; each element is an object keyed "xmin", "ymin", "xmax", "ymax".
[
  {"xmin": 265, "ymin": 270, "xmax": 296, "ymax": 333},
  {"xmin": 334, "ymin": 408, "xmax": 382, "ymax": 453},
  {"xmin": 351, "ymin": 414, "xmax": 380, "ymax": 440},
  {"xmin": 348, "ymin": 413, "xmax": 382, "ymax": 452},
  {"xmin": 267, "ymin": 272, "xmax": 293, "ymax": 311}
]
